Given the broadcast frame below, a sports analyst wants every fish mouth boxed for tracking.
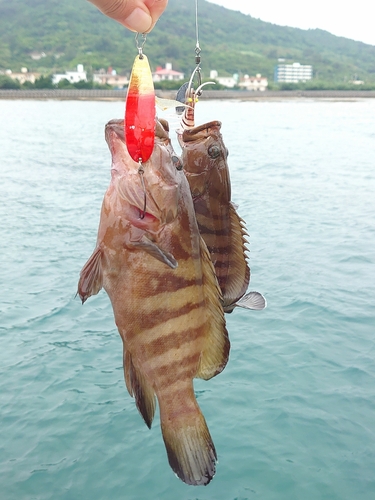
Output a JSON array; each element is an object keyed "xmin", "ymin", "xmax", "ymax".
[
  {"xmin": 105, "ymin": 118, "xmax": 178, "ymax": 226},
  {"xmin": 105, "ymin": 118, "xmax": 169, "ymax": 146},
  {"xmin": 105, "ymin": 119, "xmax": 125, "ymax": 144},
  {"xmin": 181, "ymin": 120, "xmax": 222, "ymax": 143},
  {"xmin": 111, "ymin": 149, "xmax": 178, "ymax": 226}
]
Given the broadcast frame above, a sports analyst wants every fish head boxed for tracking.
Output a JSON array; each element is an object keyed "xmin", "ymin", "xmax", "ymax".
[
  {"xmin": 179, "ymin": 121, "xmax": 230, "ymax": 201},
  {"xmin": 105, "ymin": 118, "xmax": 182, "ymax": 232}
]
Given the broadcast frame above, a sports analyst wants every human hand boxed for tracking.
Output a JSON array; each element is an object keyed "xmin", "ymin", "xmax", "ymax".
[{"xmin": 88, "ymin": 0, "xmax": 168, "ymax": 33}]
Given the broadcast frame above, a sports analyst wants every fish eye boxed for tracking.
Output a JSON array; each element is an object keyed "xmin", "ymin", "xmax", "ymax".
[
  {"xmin": 208, "ymin": 145, "xmax": 221, "ymax": 159},
  {"xmin": 172, "ymin": 155, "xmax": 183, "ymax": 170}
]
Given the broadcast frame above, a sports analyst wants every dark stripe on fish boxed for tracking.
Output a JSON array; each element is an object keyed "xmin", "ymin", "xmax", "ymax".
[
  {"xmin": 197, "ymin": 224, "xmax": 230, "ymax": 237},
  {"xmin": 135, "ymin": 300, "xmax": 206, "ymax": 333},
  {"xmin": 135, "ymin": 273, "xmax": 204, "ymax": 298}
]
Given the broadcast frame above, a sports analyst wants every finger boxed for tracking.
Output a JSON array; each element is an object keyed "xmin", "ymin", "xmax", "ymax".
[
  {"xmin": 144, "ymin": 0, "xmax": 168, "ymax": 31},
  {"xmin": 88, "ymin": 0, "xmax": 167, "ymax": 33}
]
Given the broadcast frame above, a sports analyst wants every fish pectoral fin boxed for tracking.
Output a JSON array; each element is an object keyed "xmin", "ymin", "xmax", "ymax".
[
  {"xmin": 196, "ymin": 238, "xmax": 230, "ymax": 381},
  {"xmin": 131, "ymin": 236, "xmax": 178, "ymax": 269},
  {"xmin": 124, "ymin": 349, "xmax": 156, "ymax": 429},
  {"xmin": 226, "ymin": 291, "xmax": 267, "ymax": 312},
  {"xmin": 77, "ymin": 247, "xmax": 103, "ymax": 304}
]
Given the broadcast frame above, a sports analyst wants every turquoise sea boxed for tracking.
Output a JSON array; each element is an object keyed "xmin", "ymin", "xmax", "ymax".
[{"xmin": 1, "ymin": 98, "xmax": 374, "ymax": 499}]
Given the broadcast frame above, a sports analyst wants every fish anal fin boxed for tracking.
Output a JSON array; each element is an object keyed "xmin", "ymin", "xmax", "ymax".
[
  {"xmin": 160, "ymin": 397, "xmax": 217, "ymax": 486},
  {"xmin": 124, "ymin": 349, "xmax": 133, "ymax": 397},
  {"xmin": 124, "ymin": 349, "xmax": 156, "ymax": 429},
  {"xmin": 197, "ymin": 238, "xmax": 230, "ymax": 380},
  {"xmin": 77, "ymin": 247, "xmax": 103, "ymax": 304}
]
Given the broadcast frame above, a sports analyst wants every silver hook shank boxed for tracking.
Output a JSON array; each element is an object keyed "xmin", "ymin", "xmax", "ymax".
[{"xmin": 138, "ymin": 162, "xmax": 147, "ymax": 219}]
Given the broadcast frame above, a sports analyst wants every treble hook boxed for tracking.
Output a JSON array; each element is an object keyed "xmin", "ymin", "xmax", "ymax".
[
  {"xmin": 138, "ymin": 162, "xmax": 147, "ymax": 219},
  {"xmin": 135, "ymin": 33, "xmax": 147, "ymax": 59}
]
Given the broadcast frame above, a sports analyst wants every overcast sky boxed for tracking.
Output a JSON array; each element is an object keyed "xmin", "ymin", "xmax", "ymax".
[{"xmin": 207, "ymin": 0, "xmax": 375, "ymax": 46}]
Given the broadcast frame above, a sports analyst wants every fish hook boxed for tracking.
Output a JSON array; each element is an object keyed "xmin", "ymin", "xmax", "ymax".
[
  {"xmin": 138, "ymin": 162, "xmax": 147, "ymax": 219},
  {"xmin": 186, "ymin": 66, "xmax": 215, "ymax": 101},
  {"xmin": 187, "ymin": 65, "xmax": 201, "ymax": 100},
  {"xmin": 135, "ymin": 32, "xmax": 147, "ymax": 59}
]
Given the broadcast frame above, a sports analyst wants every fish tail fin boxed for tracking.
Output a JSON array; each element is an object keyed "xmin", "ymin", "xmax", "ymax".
[{"xmin": 160, "ymin": 400, "xmax": 217, "ymax": 486}]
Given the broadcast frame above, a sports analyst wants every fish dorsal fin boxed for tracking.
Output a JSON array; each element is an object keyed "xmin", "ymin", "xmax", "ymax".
[
  {"xmin": 221, "ymin": 203, "xmax": 250, "ymax": 308},
  {"xmin": 77, "ymin": 246, "xmax": 103, "ymax": 304},
  {"xmin": 196, "ymin": 238, "xmax": 230, "ymax": 380},
  {"xmin": 124, "ymin": 349, "xmax": 156, "ymax": 429}
]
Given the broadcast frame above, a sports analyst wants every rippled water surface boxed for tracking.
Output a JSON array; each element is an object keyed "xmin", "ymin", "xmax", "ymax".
[{"xmin": 1, "ymin": 98, "xmax": 375, "ymax": 499}]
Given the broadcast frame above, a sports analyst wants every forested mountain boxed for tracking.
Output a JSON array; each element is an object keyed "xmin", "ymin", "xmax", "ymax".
[{"xmin": 1, "ymin": 0, "xmax": 374, "ymax": 84}]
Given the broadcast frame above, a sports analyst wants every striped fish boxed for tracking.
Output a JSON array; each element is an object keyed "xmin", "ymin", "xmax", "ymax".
[
  {"xmin": 78, "ymin": 118, "xmax": 229, "ymax": 486},
  {"xmin": 179, "ymin": 120, "xmax": 265, "ymax": 313}
]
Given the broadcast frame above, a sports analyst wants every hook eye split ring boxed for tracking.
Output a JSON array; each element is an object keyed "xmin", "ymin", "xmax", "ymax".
[{"xmin": 135, "ymin": 33, "xmax": 147, "ymax": 59}]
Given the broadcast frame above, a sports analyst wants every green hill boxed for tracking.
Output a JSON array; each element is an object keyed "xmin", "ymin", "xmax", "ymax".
[{"xmin": 1, "ymin": 0, "xmax": 374, "ymax": 85}]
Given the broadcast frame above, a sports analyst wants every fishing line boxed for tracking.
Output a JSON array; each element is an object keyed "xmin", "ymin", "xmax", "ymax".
[
  {"xmin": 194, "ymin": 0, "xmax": 202, "ymax": 87},
  {"xmin": 190, "ymin": 0, "xmax": 214, "ymax": 95},
  {"xmin": 175, "ymin": 0, "xmax": 214, "ymax": 124}
]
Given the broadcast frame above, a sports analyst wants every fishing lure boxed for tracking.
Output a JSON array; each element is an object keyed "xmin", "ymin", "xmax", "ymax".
[{"xmin": 125, "ymin": 34, "xmax": 155, "ymax": 164}]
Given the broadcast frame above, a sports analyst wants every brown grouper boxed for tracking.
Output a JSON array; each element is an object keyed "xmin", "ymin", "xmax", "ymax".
[
  {"xmin": 78, "ymin": 118, "xmax": 229, "ymax": 486},
  {"xmin": 179, "ymin": 119, "xmax": 265, "ymax": 313}
]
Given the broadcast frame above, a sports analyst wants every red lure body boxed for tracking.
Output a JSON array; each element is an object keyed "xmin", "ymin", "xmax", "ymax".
[{"xmin": 125, "ymin": 54, "xmax": 156, "ymax": 163}]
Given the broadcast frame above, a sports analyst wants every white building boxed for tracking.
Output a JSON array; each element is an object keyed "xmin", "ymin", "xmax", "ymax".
[
  {"xmin": 93, "ymin": 68, "xmax": 129, "ymax": 88},
  {"xmin": 274, "ymin": 62, "xmax": 313, "ymax": 83},
  {"xmin": 52, "ymin": 64, "xmax": 87, "ymax": 85},
  {"xmin": 239, "ymin": 74, "xmax": 268, "ymax": 91},
  {"xmin": 5, "ymin": 68, "xmax": 40, "ymax": 84},
  {"xmin": 152, "ymin": 63, "xmax": 184, "ymax": 82},
  {"xmin": 209, "ymin": 70, "xmax": 237, "ymax": 88},
  {"xmin": 350, "ymin": 78, "xmax": 364, "ymax": 85},
  {"xmin": 29, "ymin": 51, "xmax": 46, "ymax": 60}
]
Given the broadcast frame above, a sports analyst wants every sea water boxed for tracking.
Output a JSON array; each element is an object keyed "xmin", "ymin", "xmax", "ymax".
[{"xmin": 1, "ymin": 98, "xmax": 374, "ymax": 500}]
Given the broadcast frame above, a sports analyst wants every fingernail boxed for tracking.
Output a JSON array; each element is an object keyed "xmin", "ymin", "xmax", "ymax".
[{"xmin": 124, "ymin": 8, "xmax": 152, "ymax": 33}]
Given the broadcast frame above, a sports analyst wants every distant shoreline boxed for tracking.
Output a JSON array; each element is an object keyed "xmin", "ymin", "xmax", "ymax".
[{"xmin": 1, "ymin": 89, "xmax": 375, "ymax": 100}]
